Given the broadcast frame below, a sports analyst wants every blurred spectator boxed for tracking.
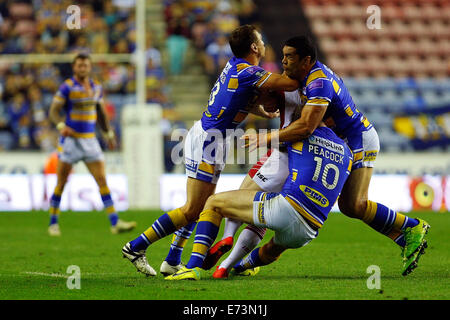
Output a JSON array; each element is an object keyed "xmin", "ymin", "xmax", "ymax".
[
  {"xmin": 166, "ymin": 23, "xmax": 189, "ymax": 75},
  {"xmin": 204, "ymin": 33, "xmax": 233, "ymax": 87},
  {"xmin": 211, "ymin": 1, "xmax": 239, "ymax": 35},
  {"xmin": 236, "ymin": 0, "xmax": 259, "ymax": 26},
  {"xmin": 6, "ymin": 93, "xmax": 31, "ymax": 149},
  {"xmin": 0, "ymin": 0, "xmax": 145, "ymax": 151}
]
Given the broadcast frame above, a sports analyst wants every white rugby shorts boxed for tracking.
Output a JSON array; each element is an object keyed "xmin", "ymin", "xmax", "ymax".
[
  {"xmin": 252, "ymin": 192, "xmax": 318, "ymax": 248},
  {"xmin": 58, "ymin": 136, "xmax": 104, "ymax": 164},
  {"xmin": 345, "ymin": 127, "xmax": 380, "ymax": 170},
  {"xmin": 184, "ymin": 120, "xmax": 230, "ymax": 184},
  {"xmin": 248, "ymin": 148, "xmax": 289, "ymax": 192}
]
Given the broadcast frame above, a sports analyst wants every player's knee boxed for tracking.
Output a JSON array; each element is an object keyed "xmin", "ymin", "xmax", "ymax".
[
  {"xmin": 180, "ymin": 201, "xmax": 204, "ymax": 222},
  {"xmin": 260, "ymin": 243, "xmax": 281, "ymax": 265},
  {"xmin": 203, "ymin": 194, "xmax": 225, "ymax": 214},
  {"xmin": 338, "ymin": 197, "xmax": 367, "ymax": 220}
]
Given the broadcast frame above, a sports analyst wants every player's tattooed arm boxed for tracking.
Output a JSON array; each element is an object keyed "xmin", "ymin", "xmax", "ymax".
[
  {"xmin": 96, "ymin": 99, "xmax": 117, "ymax": 149},
  {"xmin": 49, "ymin": 97, "xmax": 75, "ymax": 137}
]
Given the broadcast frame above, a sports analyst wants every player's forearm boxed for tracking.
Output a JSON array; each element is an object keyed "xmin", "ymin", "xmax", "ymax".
[
  {"xmin": 277, "ymin": 121, "xmax": 315, "ymax": 143},
  {"xmin": 49, "ymin": 102, "xmax": 65, "ymax": 126},
  {"xmin": 248, "ymin": 104, "xmax": 269, "ymax": 118},
  {"xmin": 96, "ymin": 102, "xmax": 112, "ymax": 132}
]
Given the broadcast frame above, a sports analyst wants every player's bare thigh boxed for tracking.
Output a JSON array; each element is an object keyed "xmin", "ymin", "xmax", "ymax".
[
  {"xmin": 204, "ymin": 189, "xmax": 258, "ymax": 224},
  {"xmin": 338, "ymin": 167, "xmax": 373, "ymax": 218},
  {"xmin": 56, "ymin": 160, "xmax": 72, "ymax": 188},
  {"xmin": 182, "ymin": 177, "xmax": 217, "ymax": 222},
  {"xmin": 84, "ymin": 160, "xmax": 108, "ymax": 187},
  {"xmin": 239, "ymin": 174, "xmax": 263, "ymax": 191}
]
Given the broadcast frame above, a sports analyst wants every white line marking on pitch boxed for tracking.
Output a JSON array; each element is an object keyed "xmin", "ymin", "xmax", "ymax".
[
  {"xmin": 23, "ymin": 272, "xmax": 69, "ymax": 278},
  {"xmin": 20, "ymin": 271, "xmax": 129, "ymax": 278}
]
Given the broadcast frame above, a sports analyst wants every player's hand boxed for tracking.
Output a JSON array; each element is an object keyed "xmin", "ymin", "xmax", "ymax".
[
  {"xmin": 59, "ymin": 125, "xmax": 76, "ymax": 137},
  {"xmin": 241, "ymin": 132, "xmax": 270, "ymax": 152},
  {"xmin": 260, "ymin": 108, "xmax": 280, "ymax": 119},
  {"xmin": 106, "ymin": 136, "xmax": 117, "ymax": 150},
  {"xmin": 104, "ymin": 130, "xmax": 117, "ymax": 150}
]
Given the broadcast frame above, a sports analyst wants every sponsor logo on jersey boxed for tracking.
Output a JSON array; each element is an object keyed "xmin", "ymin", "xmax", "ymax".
[
  {"xmin": 308, "ymin": 79, "xmax": 323, "ymax": 90},
  {"xmin": 300, "ymin": 185, "xmax": 329, "ymax": 207},
  {"xmin": 364, "ymin": 150, "xmax": 378, "ymax": 162},
  {"xmin": 308, "ymin": 135, "xmax": 345, "ymax": 155},
  {"xmin": 245, "ymin": 66, "xmax": 259, "ymax": 75},
  {"xmin": 185, "ymin": 158, "xmax": 198, "ymax": 173}
]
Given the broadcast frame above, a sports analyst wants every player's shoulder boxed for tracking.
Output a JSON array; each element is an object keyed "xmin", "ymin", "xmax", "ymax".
[
  {"xmin": 92, "ymin": 78, "xmax": 102, "ymax": 87},
  {"xmin": 62, "ymin": 78, "xmax": 75, "ymax": 88},
  {"xmin": 305, "ymin": 63, "xmax": 334, "ymax": 95},
  {"xmin": 233, "ymin": 58, "xmax": 264, "ymax": 77}
]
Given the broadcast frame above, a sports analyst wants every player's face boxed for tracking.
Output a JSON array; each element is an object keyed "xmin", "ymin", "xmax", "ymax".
[
  {"xmin": 254, "ymin": 31, "xmax": 266, "ymax": 59},
  {"xmin": 282, "ymin": 46, "xmax": 310, "ymax": 80},
  {"xmin": 73, "ymin": 58, "xmax": 91, "ymax": 79}
]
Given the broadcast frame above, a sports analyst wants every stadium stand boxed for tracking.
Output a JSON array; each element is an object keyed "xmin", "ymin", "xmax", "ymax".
[
  {"xmin": 0, "ymin": 0, "xmax": 448, "ymax": 161},
  {"xmin": 299, "ymin": 0, "xmax": 450, "ymax": 151}
]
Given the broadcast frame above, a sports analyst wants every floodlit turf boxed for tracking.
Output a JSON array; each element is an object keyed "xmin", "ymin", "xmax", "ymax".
[{"xmin": 0, "ymin": 210, "xmax": 448, "ymax": 300}]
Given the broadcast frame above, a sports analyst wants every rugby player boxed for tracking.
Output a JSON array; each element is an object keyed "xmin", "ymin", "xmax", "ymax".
[
  {"xmin": 121, "ymin": 25, "xmax": 300, "ymax": 276},
  {"xmin": 47, "ymin": 53, "xmax": 136, "ymax": 236},
  {"xmin": 239, "ymin": 36, "xmax": 430, "ymax": 276},
  {"xmin": 165, "ymin": 123, "xmax": 354, "ymax": 280}
]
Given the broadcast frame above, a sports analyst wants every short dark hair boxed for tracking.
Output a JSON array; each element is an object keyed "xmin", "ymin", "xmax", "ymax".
[
  {"xmin": 284, "ymin": 36, "xmax": 316, "ymax": 61},
  {"xmin": 72, "ymin": 52, "xmax": 91, "ymax": 65},
  {"xmin": 229, "ymin": 24, "xmax": 258, "ymax": 58}
]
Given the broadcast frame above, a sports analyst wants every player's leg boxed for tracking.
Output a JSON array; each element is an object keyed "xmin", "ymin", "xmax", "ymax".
[
  {"xmin": 159, "ymin": 177, "xmax": 216, "ymax": 274},
  {"xmin": 122, "ymin": 177, "xmax": 216, "ymax": 276},
  {"xmin": 213, "ymin": 224, "xmax": 266, "ymax": 278},
  {"xmin": 338, "ymin": 167, "xmax": 429, "ymax": 275},
  {"xmin": 203, "ymin": 175, "xmax": 262, "ymax": 270},
  {"xmin": 161, "ymin": 121, "xmax": 227, "ymax": 274},
  {"xmin": 84, "ymin": 160, "xmax": 136, "ymax": 233},
  {"xmin": 48, "ymin": 159, "xmax": 72, "ymax": 236},
  {"xmin": 160, "ymin": 221, "xmax": 197, "ymax": 275},
  {"xmin": 342, "ymin": 127, "xmax": 429, "ymax": 275},
  {"xmin": 232, "ymin": 237, "xmax": 286, "ymax": 274},
  {"xmin": 339, "ymin": 167, "xmax": 419, "ymax": 242},
  {"xmin": 165, "ymin": 189, "xmax": 258, "ymax": 280},
  {"xmin": 206, "ymin": 148, "xmax": 288, "ymax": 271},
  {"xmin": 221, "ymin": 176, "xmax": 261, "ymax": 239}
]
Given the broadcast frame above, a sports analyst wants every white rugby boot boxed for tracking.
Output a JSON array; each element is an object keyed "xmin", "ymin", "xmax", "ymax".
[{"xmin": 122, "ymin": 242, "xmax": 156, "ymax": 276}]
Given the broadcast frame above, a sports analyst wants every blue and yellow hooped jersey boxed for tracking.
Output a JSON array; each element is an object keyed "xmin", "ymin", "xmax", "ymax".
[
  {"xmin": 200, "ymin": 56, "xmax": 272, "ymax": 133},
  {"xmin": 54, "ymin": 77, "xmax": 103, "ymax": 139},
  {"xmin": 281, "ymin": 126, "xmax": 353, "ymax": 229},
  {"xmin": 301, "ymin": 61, "xmax": 372, "ymax": 138}
]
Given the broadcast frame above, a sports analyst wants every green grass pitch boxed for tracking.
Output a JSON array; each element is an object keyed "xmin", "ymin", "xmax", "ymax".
[{"xmin": 0, "ymin": 210, "xmax": 449, "ymax": 300}]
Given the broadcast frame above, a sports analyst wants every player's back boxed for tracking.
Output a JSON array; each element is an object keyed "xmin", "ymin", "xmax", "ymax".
[
  {"xmin": 302, "ymin": 61, "xmax": 372, "ymax": 138},
  {"xmin": 55, "ymin": 77, "xmax": 103, "ymax": 139},
  {"xmin": 200, "ymin": 56, "xmax": 271, "ymax": 134},
  {"xmin": 281, "ymin": 126, "xmax": 353, "ymax": 229}
]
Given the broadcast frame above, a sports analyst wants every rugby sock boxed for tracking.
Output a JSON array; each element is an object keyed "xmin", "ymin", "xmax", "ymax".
[
  {"xmin": 164, "ymin": 222, "xmax": 197, "ymax": 266},
  {"xmin": 233, "ymin": 247, "xmax": 265, "ymax": 273},
  {"xmin": 130, "ymin": 208, "xmax": 188, "ymax": 252},
  {"xmin": 363, "ymin": 200, "xmax": 419, "ymax": 247},
  {"xmin": 49, "ymin": 185, "xmax": 63, "ymax": 225},
  {"xmin": 219, "ymin": 225, "xmax": 265, "ymax": 270},
  {"xmin": 221, "ymin": 218, "xmax": 243, "ymax": 239},
  {"xmin": 100, "ymin": 186, "xmax": 118, "ymax": 226},
  {"xmin": 186, "ymin": 209, "xmax": 222, "ymax": 269}
]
